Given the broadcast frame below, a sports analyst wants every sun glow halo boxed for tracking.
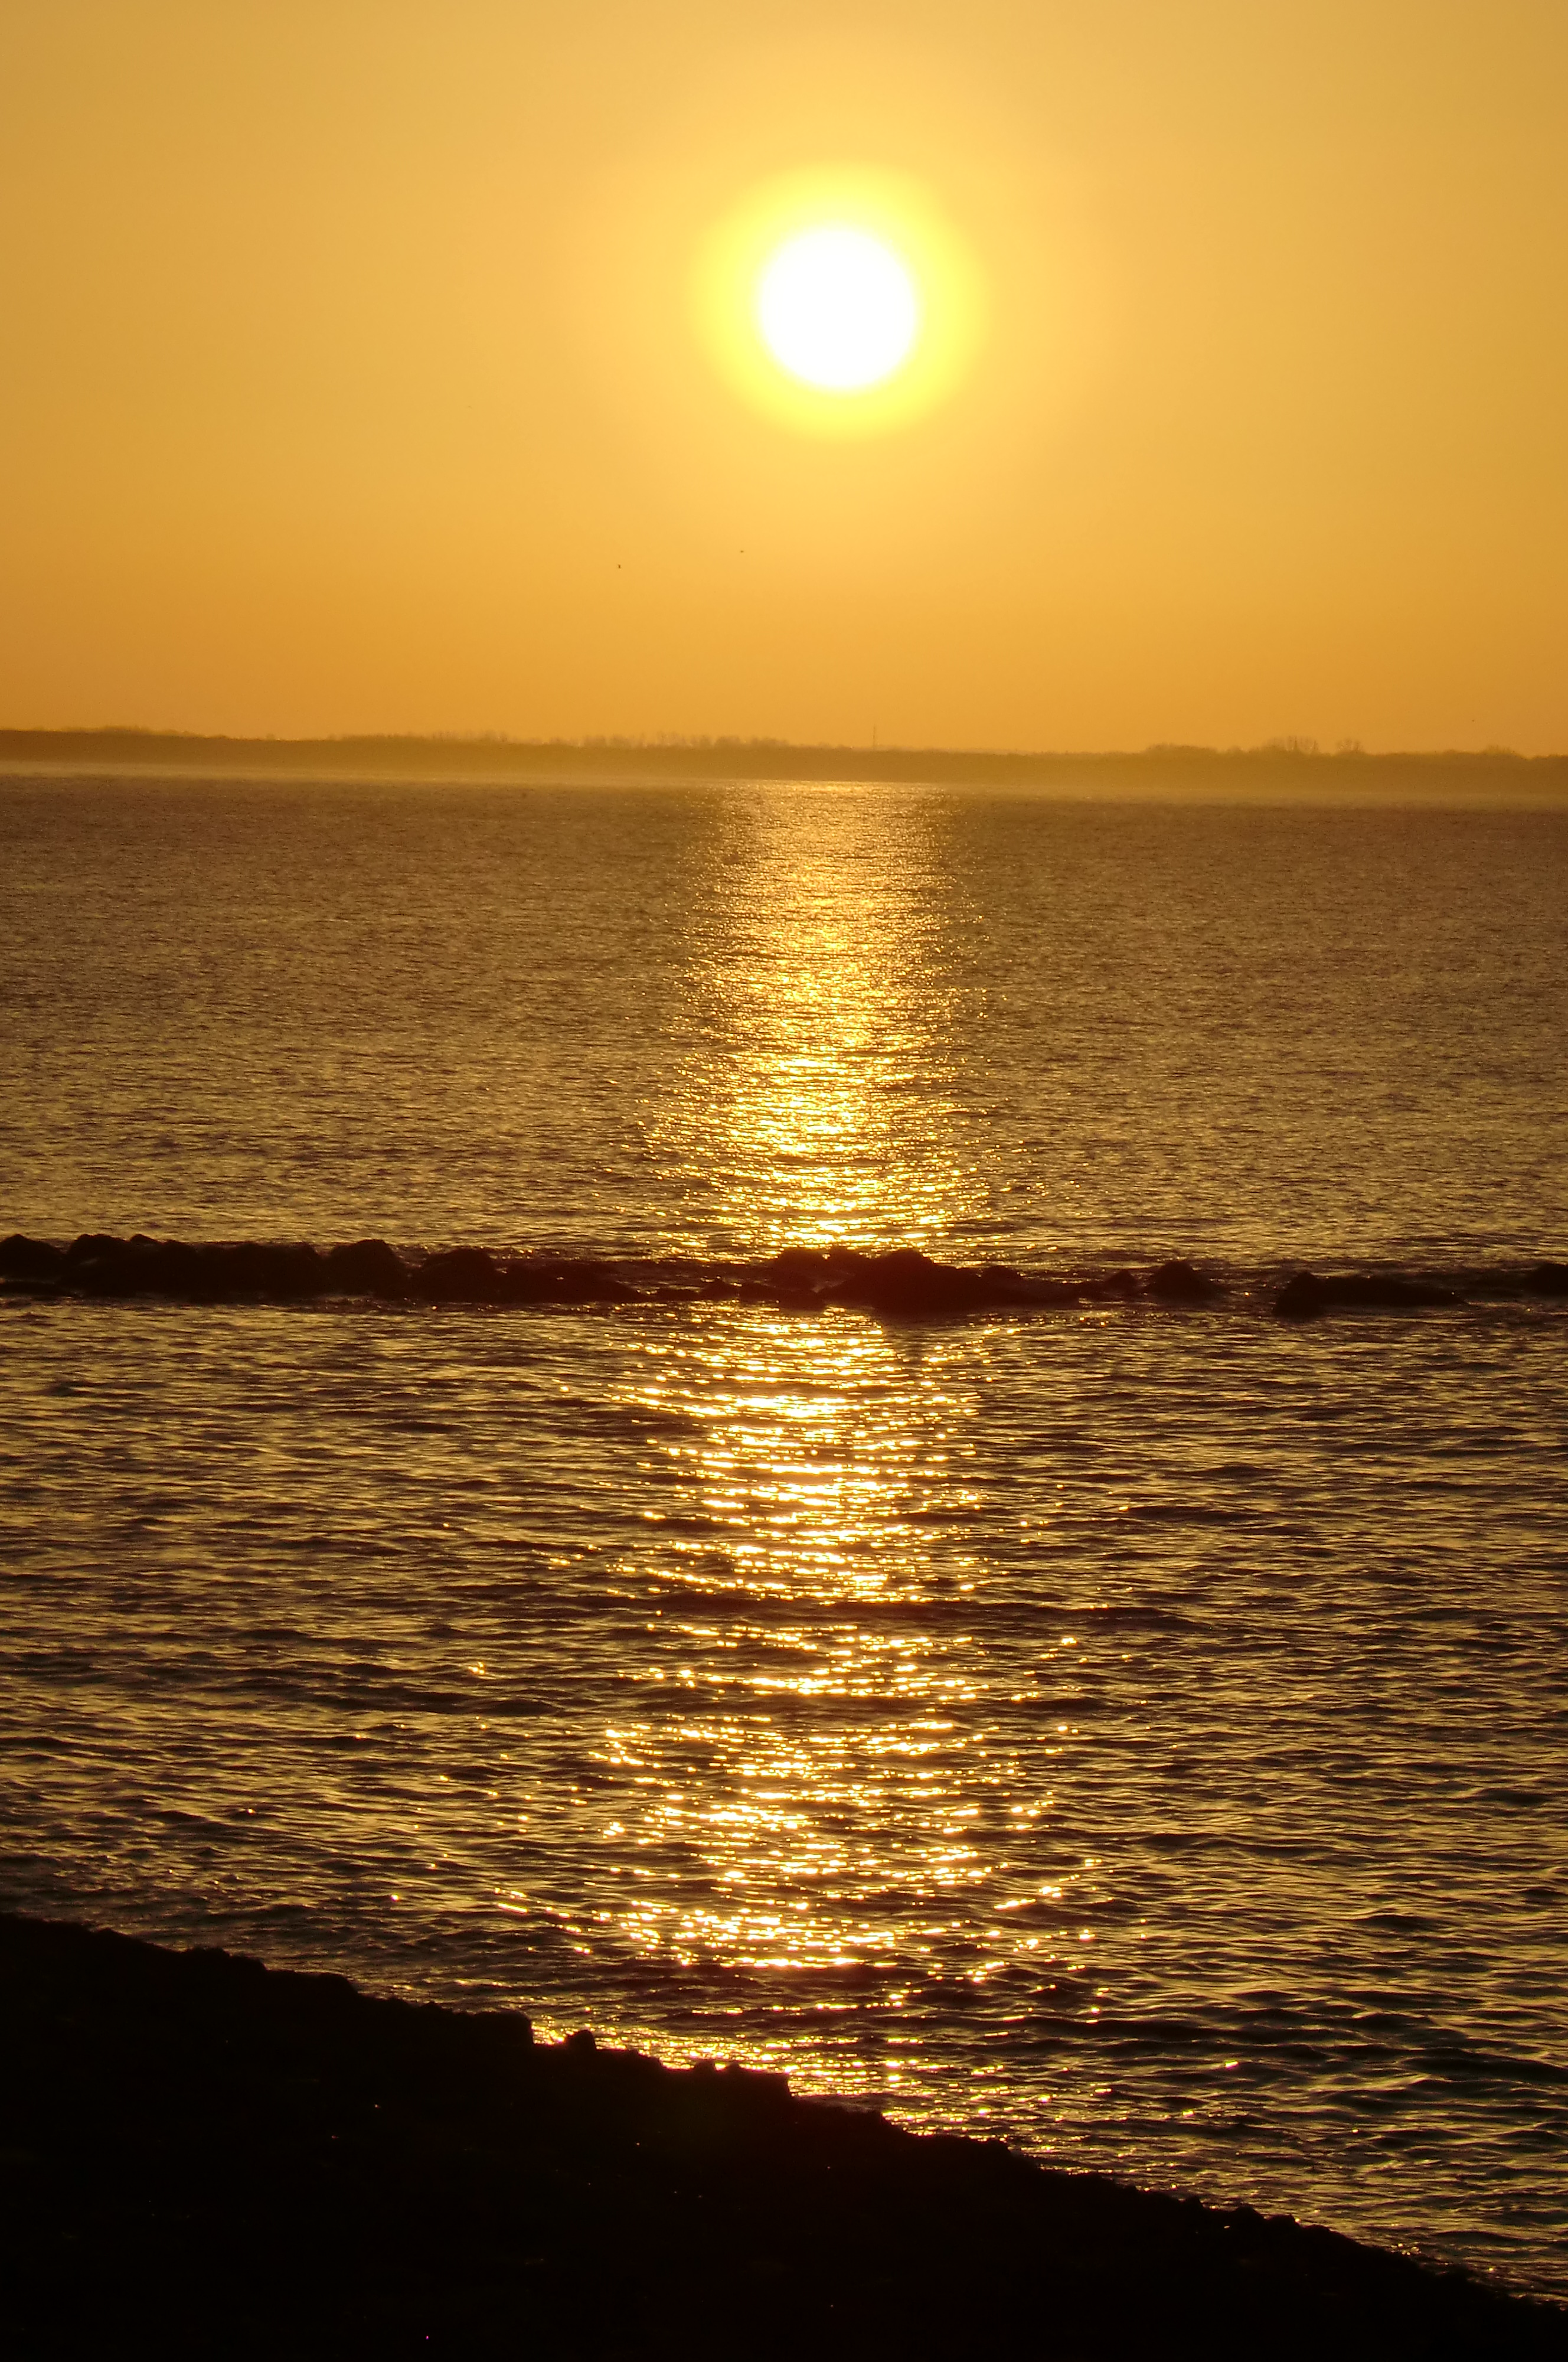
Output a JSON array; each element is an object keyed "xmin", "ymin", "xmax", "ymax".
[
  {"xmin": 695, "ymin": 170, "xmax": 983, "ymax": 436},
  {"xmin": 755, "ymin": 226, "xmax": 921, "ymax": 393}
]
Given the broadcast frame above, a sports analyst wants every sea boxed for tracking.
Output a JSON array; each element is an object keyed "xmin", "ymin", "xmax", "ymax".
[{"xmin": 1, "ymin": 771, "xmax": 1564, "ymax": 2301}]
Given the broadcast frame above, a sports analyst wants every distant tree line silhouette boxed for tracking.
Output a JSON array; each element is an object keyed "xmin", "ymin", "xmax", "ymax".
[{"xmin": 0, "ymin": 726, "xmax": 1556, "ymax": 798}]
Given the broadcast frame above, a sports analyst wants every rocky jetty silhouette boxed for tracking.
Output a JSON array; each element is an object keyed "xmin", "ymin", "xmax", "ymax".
[
  {"xmin": 3, "ymin": 1911, "xmax": 1561, "ymax": 2360},
  {"xmin": 2, "ymin": 1230, "xmax": 1564, "ymax": 1320}
]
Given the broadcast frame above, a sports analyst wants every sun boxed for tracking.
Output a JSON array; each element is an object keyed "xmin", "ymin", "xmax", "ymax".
[
  {"xmin": 754, "ymin": 225, "xmax": 922, "ymax": 394},
  {"xmin": 694, "ymin": 168, "xmax": 984, "ymax": 436}
]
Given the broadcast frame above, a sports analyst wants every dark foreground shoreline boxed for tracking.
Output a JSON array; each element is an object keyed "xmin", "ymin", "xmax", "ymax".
[{"xmin": 3, "ymin": 1914, "xmax": 1561, "ymax": 2358}]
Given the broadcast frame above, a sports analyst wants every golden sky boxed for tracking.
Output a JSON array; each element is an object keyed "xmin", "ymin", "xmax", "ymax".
[{"xmin": 4, "ymin": 1, "xmax": 1564, "ymax": 749}]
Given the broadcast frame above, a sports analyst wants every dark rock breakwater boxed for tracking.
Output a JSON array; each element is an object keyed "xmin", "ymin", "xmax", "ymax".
[
  {"xmin": 1273, "ymin": 1262, "xmax": 1567, "ymax": 1317},
  {"xmin": 1275, "ymin": 1270, "xmax": 1462, "ymax": 1317},
  {"xmin": 2, "ymin": 1911, "xmax": 1560, "ymax": 2360},
  {"xmin": 0, "ymin": 1232, "xmax": 1216, "ymax": 1315},
  {"xmin": 1, "ymin": 1231, "xmax": 1563, "ymax": 1320}
]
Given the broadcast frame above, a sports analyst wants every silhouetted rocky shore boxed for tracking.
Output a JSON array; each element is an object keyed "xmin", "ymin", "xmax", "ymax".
[
  {"xmin": 3, "ymin": 1231, "xmax": 1564, "ymax": 1319},
  {"xmin": 2, "ymin": 1912, "xmax": 1560, "ymax": 2360}
]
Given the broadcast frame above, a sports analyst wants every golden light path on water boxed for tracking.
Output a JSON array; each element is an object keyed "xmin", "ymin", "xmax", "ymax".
[
  {"xmin": 658, "ymin": 782, "xmax": 988, "ymax": 1252},
  {"xmin": 611, "ymin": 1323, "xmax": 982, "ymax": 1979},
  {"xmin": 560, "ymin": 789, "xmax": 1076, "ymax": 2085},
  {"xmin": 564, "ymin": 1302, "xmax": 1086, "ymax": 2109}
]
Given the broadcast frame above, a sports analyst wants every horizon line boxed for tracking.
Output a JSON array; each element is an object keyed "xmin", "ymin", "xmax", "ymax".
[{"xmin": 0, "ymin": 726, "xmax": 1560, "ymax": 764}]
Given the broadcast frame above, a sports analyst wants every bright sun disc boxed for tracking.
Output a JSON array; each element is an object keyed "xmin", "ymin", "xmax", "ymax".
[{"xmin": 755, "ymin": 226, "xmax": 921, "ymax": 393}]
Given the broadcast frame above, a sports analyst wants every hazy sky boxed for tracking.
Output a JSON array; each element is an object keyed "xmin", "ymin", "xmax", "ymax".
[{"xmin": 4, "ymin": 1, "xmax": 1564, "ymax": 749}]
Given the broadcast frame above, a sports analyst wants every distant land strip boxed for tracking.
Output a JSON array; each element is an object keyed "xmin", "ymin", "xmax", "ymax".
[{"xmin": 4, "ymin": 727, "xmax": 1567, "ymax": 801}]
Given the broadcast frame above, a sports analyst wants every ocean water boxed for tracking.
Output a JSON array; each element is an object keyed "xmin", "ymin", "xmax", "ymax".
[{"xmin": 2, "ymin": 774, "xmax": 1564, "ymax": 2299}]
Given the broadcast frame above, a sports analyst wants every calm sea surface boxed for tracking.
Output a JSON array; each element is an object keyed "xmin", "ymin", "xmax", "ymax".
[{"xmin": 2, "ymin": 775, "xmax": 1564, "ymax": 2297}]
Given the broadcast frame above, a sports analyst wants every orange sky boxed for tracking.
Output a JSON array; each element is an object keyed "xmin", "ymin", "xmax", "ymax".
[{"xmin": 3, "ymin": 1, "xmax": 1564, "ymax": 750}]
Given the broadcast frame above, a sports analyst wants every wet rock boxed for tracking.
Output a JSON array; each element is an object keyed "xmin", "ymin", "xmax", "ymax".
[
  {"xmin": 410, "ymin": 1245, "xmax": 508, "ymax": 1301},
  {"xmin": 1452, "ymin": 1261, "xmax": 1568, "ymax": 1301},
  {"xmin": 1275, "ymin": 1271, "xmax": 1462, "ymax": 1318},
  {"xmin": 502, "ymin": 1259, "xmax": 639, "ymax": 1304},
  {"xmin": 71, "ymin": 1239, "xmax": 330, "ymax": 1301},
  {"xmin": 547, "ymin": 1261, "xmax": 639, "ymax": 1306},
  {"xmin": 145, "ymin": 1239, "xmax": 210, "ymax": 1294},
  {"xmin": 736, "ymin": 1275, "xmax": 822, "ymax": 1309},
  {"xmin": 1084, "ymin": 1267, "xmax": 1140, "ymax": 1300},
  {"xmin": 65, "ymin": 1232, "xmax": 126, "ymax": 1264},
  {"xmin": 1329, "ymin": 1274, "xmax": 1461, "ymax": 1310},
  {"xmin": 496, "ymin": 1261, "xmax": 562, "ymax": 1303},
  {"xmin": 798, "ymin": 1251, "xmax": 1085, "ymax": 1319},
  {"xmin": 997, "ymin": 1271, "xmax": 1087, "ymax": 1307},
  {"xmin": 985, "ymin": 1267, "xmax": 1086, "ymax": 1307},
  {"xmin": 71, "ymin": 1237, "xmax": 191, "ymax": 1295},
  {"xmin": 217, "ymin": 1242, "xmax": 327, "ymax": 1299},
  {"xmin": 409, "ymin": 1245, "xmax": 645, "ymax": 1306},
  {"xmin": 822, "ymin": 1248, "xmax": 990, "ymax": 1318},
  {"xmin": 1148, "ymin": 1259, "xmax": 1221, "ymax": 1303},
  {"xmin": 324, "ymin": 1238, "xmax": 409, "ymax": 1297},
  {"xmin": 762, "ymin": 1247, "xmax": 837, "ymax": 1291},
  {"xmin": 0, "ymin": 1234, "xmax": 64, "ymax": 1278}
]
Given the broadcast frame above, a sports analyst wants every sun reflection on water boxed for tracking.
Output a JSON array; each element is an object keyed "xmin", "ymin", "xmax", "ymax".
[
  {"xmin": 587, "ymin": 1311, "xmax": 1002, "ymax": 1998},
  {"xmin": 658, "ymin": 783, "xmax": 987, "ymax": 1253},
  {"xmin": 598, "ymin": 795, "xmax": 1038, "ymax": 2028}
]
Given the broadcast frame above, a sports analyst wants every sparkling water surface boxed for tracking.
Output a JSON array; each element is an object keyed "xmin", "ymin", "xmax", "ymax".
[{"xmin": 1, "ymin": 776, "xmax": 1564, "ymax": 2298}]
